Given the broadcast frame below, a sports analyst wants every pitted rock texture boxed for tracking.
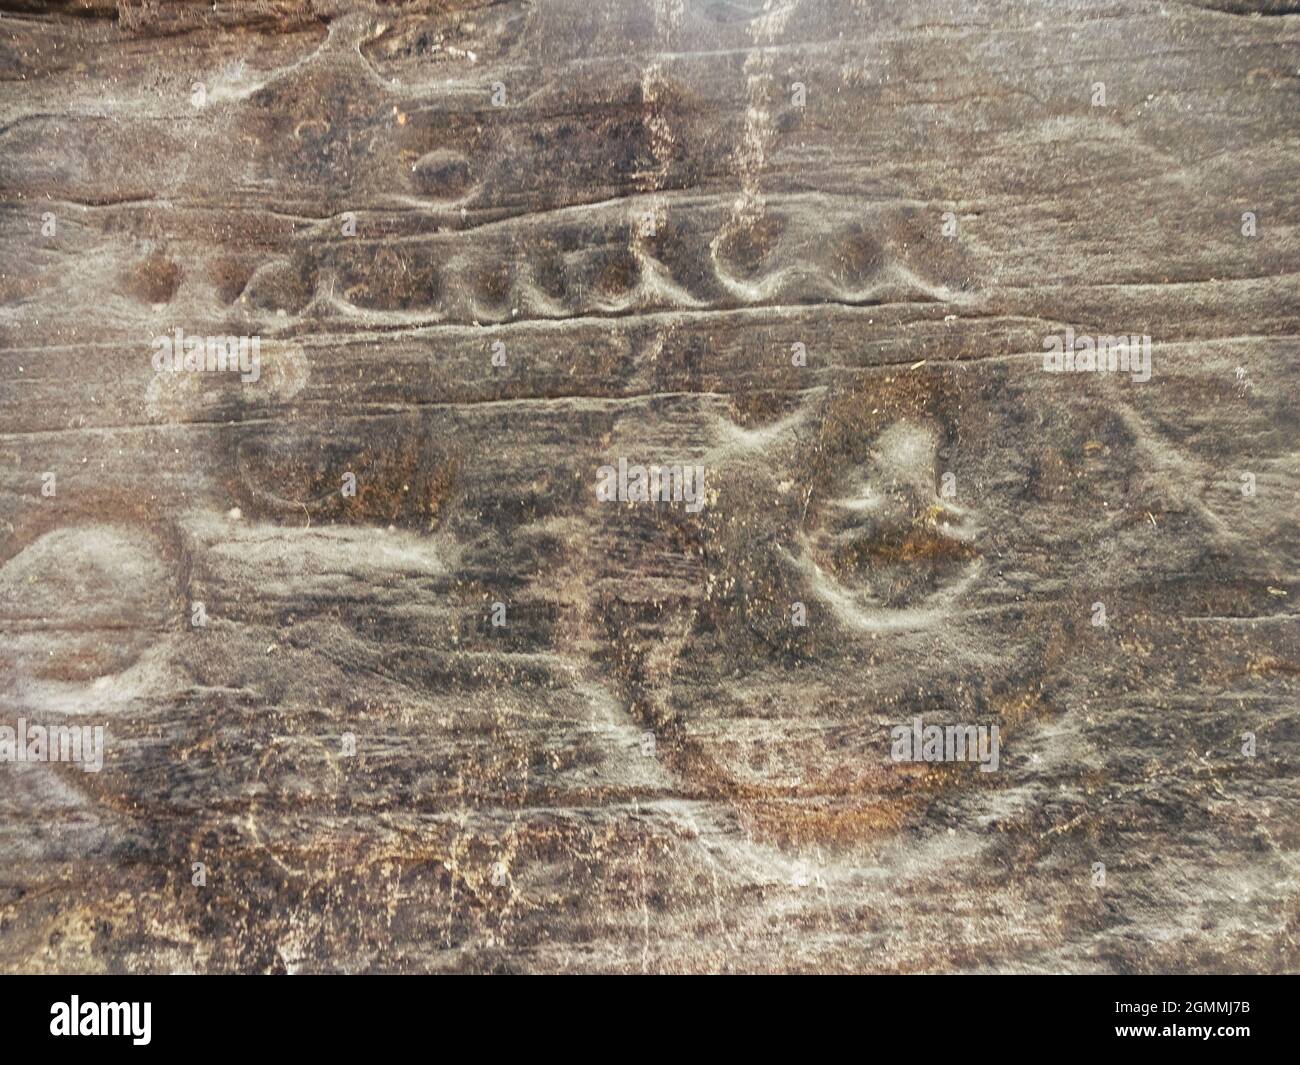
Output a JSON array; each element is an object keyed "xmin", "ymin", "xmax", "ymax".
[{"xmin": 0, "ymin": 0, "xmax": 1297, "ymax": 973}]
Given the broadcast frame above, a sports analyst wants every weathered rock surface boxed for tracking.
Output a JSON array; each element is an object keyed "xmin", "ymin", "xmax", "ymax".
[{"xmin": 0, "ymin": 0, "xmax": 1297, "ymax": 973}]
